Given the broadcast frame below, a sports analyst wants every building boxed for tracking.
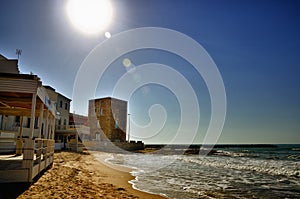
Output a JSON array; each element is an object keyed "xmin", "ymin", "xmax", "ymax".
[
  {"xmin": 69, "ymin": 113, "xmax": 89, "ymax": 142},
  {"xmin": 44, "ymin": 86, "xmax": 80, "ymax": 151},
  {"xmin": 69, "ymin": 113, "xmax": 88, "ymax": 126},
  {"xmin": 0, "ymin": 54, "xmax": 56, "ymax": 182},
  {"xmin": 44, "ymin": 86, "xmax": 71, "ymax": 130},
  {"xmin": 89, "ymin": 97, "xmax": 127, "ymax": 142},
  {"xmin": 0, "ymin": 54, "xmax": 19, "ymax": 74}
]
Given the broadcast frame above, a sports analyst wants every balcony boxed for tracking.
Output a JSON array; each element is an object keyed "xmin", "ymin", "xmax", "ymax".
[{"xmin": 55, "ymin": 125, "xmax": 90, "ymax": 133}]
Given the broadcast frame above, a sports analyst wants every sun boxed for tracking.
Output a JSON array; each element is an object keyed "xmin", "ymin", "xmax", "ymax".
[{"xmin": 66, "ymin": 0, "xmax": 113, "ymax": 35}]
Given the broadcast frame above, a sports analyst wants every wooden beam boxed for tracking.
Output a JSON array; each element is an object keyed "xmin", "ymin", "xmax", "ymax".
[
  {"xmin": 38, "ymin": 104, "xmax": 44, "ymax": 138},
  {"xmin": 44, "ymin": 111, "xmax": 49, "ymax": 139},
  {"xmin": 51, "ymin": 115, "xmax": 55, "ymax": 139},
  {"xmin": 29, "ymin": 93, "xmax": 37, "ymax": 139},
  {"xmin": 0, "ymin": 96, "xmax": 33, "ymax": 103},
  {"xmin": 0, "ymin": 107, "xmax": 46, "ymax": 117},
  {"xmin": 16, "ymin": 115, "xmax": 24, "ymax": 155}
]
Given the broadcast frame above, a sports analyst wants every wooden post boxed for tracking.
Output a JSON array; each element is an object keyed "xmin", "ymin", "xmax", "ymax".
[
  {"xmin": 29, "ymin": 93, "xmax": 37, "ymax": 139},
  {"xmin": 16, "ymin": 115, "xmax": 24, "ymax": 155},
  {"xmin": 76, "ymin": 132, "xmax": 78, "ymax": 152},
  {"xmin": 51, "ymin": 115, "xmax": 55, "ymax": 139},
  {"xmin": 49, "ymin": 115, "xmax": 52, "ymax": 140},
  {"xmin": 19, "ymin": 116, "xmax": 24, "ymax": 138},
  {"xmin": 43, "ymin": 139, "xmax": 48, "ymax": 165},
  {"xmin": 38, "ymin": 104, "xmax": 44, "ymax": 138},
  {"xmin": 44, "ymin": 111, "xmax": 49, "ymax": 139},
  {"xmin": 36, "ymin": 139, "xmax": 42, "ymax": 172},
  {"xmin": 22, "ymin": 138, "xmax": 34, "ymax": 181}
]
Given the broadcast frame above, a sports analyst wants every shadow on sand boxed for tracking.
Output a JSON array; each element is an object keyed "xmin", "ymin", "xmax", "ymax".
[{"xmin": 0, "ymin": 183, "xmax": 31, "ymax": 199}]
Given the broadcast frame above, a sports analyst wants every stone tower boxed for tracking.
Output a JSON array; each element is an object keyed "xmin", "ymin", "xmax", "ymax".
[{"xmin": 88, "ymin": 97, "xmax": 127, "ymax": 142}]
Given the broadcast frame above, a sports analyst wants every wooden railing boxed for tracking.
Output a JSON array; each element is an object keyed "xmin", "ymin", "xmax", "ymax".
[{"xmin": 22, "ymin": 138, "xmax": 54, "ymax": 181}]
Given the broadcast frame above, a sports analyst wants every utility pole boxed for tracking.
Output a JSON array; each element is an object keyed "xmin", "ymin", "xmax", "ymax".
[{"xmin": 127, "ymin": 113, "xmax": 130, "ymax": 142}]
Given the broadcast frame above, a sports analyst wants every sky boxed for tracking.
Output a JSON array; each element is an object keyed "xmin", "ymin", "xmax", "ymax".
[{"xmin": 1, "ymin": 0, "xmax": 300, "ymax": 144}]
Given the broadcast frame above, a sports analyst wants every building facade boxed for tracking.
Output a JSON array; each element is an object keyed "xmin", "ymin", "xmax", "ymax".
[
  {"xmin": 89, "ymin": 97, "xmax": 127, "ymax": 142},
  {"xmin": 44, "ymin": 86, "xmax": 71, "ymax": 130},
  {"xmin": 0, "ymin": 54, "xmax": 19, "ymax": 74}
]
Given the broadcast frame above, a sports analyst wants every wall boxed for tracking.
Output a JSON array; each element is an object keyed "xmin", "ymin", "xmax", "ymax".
[
  {"xmin": 44, "ymin": 86, "xmax": 71, "ymax": 130},
  {"xmin": 0, "ymin": 59, "xmax": 19, "ymax": 74},
  {"xmin": 88, "ymin": 98, "xmax": 127, "ymax": 142},
  {"xmin": 56, "ymin": 94, "xmax": 71, "ymax": 128}
]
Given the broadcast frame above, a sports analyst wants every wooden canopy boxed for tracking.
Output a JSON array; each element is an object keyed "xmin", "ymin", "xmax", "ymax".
[
  {"xmin": 0, "ymin": 73, "xmax": 55, "ymax": 117},
  {"xmin": 0, "ymin": 73, "xmax": 56, "ymax": 140}
]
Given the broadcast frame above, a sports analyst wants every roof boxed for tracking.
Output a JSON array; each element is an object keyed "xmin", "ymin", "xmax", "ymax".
[
  {"xmin": 44, "ymin": 85, "xmax": 72, "ymax": 102},
  {"xmin": 0, "ymin": 74, "xmax": 55, "ymax": 116},
  {"xmin": 0, "ymin": 54, "xmax": 8, "ymax": 60},
  {"xmin": 89, "ymin": 97, "xmax": 127, "ymax": 103}
]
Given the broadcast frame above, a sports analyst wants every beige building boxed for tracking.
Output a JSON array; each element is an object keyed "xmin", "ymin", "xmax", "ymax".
[
  {"xmin": 44, "ymin": 86, "xmax": 71, "ymax": 130},
  {"xmin": 0, "ymin": 54, "xmax": 19, "ymax": 74},
  {"xmin": 89, "ymin": 97, "xmax": 127, "ymax": 142}
]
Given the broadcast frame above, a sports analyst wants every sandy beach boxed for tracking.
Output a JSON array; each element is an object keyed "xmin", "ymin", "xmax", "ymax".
[{"xmin": 15, "ymin": 151, "xmax": 166, "ymax": 199}]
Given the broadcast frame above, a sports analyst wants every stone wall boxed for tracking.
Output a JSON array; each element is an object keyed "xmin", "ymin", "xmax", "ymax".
[{"xmin": 88, "ymin": 97, "xmax": 127, "ymax": 142}]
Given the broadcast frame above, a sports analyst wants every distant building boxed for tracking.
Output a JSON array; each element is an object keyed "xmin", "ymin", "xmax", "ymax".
[
  {"xmin": 69, "ymin": 113, "xmax": 90, "ymax": 141},
  {"xmin": 69, "ymin": 113, "xmax": 88, "ymax": 126},
  {"xmin": 89, "ymin": 97, "xmax": 127, "ymax": 142}
]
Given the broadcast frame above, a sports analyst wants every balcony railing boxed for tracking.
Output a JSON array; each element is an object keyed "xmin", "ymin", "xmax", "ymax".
[{"xmin": 55, "ymin": 125, "xmax": 90, "ymax": 132}]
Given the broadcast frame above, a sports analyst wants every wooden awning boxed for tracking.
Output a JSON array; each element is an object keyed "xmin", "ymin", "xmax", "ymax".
[{"xmin": 0, "ymin": 73, "xmax": 55, "ymax": 117}]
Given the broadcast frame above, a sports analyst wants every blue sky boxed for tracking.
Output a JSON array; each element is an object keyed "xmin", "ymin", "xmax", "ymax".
[{"xmin": 1, "ymin": 0, "xmax": 299, "ymax": 144}]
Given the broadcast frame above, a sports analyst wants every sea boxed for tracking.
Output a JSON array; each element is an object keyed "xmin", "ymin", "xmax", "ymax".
[{"xmin": 95, "ymin": 144, "xmax": 300, "ymax": 199}]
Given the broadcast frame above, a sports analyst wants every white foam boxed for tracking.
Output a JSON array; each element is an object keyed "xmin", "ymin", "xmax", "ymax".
[{"xmin": 178, "ymin": 155, "xmax": 300, "ymax": 178}]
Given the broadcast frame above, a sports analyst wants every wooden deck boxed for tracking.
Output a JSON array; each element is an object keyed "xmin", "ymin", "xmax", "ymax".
[{"xmin": 0, "ymin": 139, "xmax": 54, "ymax": 183}]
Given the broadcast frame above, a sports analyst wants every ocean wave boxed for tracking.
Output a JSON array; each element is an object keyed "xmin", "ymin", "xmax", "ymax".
[
  {"xmin": 213, "ymin": 150, "xmax": 259, "ymax": 158},
  {"xmin": 177, "ymin": 156, "xmax": 300, "ymax": 178}
]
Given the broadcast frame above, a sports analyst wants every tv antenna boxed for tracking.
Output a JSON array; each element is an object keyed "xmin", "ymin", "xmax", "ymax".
[{"xmin": 16, "ymin": 49, "xmax": 22, "ymax": 60}]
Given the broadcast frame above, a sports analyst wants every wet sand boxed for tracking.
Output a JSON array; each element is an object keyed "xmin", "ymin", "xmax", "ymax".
[{"xmin": 16, "ymin": 151, "xmax": 166, "ymax": 199}]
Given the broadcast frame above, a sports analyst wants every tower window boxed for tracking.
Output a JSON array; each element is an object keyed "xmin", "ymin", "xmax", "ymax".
[{"xmin": 65, "ymin": 103, "xmax": 68, "ymax": 110}]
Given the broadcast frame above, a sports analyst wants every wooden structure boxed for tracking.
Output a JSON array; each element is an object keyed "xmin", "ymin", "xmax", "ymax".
[{"xmin": 0, "ymin": 73, "xmax": 56, "ymax": 182}]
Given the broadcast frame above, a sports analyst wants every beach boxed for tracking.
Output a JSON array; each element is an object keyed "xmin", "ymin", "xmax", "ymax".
[{"xmin": 16, "ymin": 151, "xmax": 165, "ymax": 199}]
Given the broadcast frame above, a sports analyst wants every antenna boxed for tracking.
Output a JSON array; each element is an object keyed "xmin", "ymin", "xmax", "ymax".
[{"xmin": 16, "ymin": 49, "xmax": 22, "ymax": 60}]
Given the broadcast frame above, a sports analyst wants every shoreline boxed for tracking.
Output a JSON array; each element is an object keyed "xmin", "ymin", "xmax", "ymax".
[
  {"xmin": 90, "ymin": 151, "xmax": 168, "ymax": 198},
  {"xmin": 16, "ymin": 151, "xmax": 166, "ymax": 199}
]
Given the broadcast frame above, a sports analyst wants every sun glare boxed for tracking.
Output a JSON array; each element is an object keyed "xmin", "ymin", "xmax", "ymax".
[{"xmin": 66, "ymin": 0, "xmax": 113, "ymax": 35}]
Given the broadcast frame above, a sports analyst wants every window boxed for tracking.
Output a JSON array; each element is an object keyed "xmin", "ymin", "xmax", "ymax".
[
  {"xmin": 34, "ymin": 117, "xmax": 38, "ymax": 129},
  {"xmin": 26, "ymin": 117, "xmax": 38, "ymax": 128},
  {"xmin": 115, "ymin": 120, "xmax": 119, "ymax": 128},
  {"xmin": 15, "ymin": 116, "xmax": 20, "ymax": 127},
  {"xmin": 65, "ymin": 103, "xmax": 68, "ymax": 110},
  {"xmin": 59, "ymin": 100, "xmax": 63, "ymax": 108},
  {"xmin": 95, "ymin": 133, "xmax": 100, "ymax": 141},
  {"xmin": 64, "ymin": 119, "xmax": 67, "ymax": 125},
  {"xmin": 26, "ymin": 118, "xmax": 30, "ymax": 128},
  {"xmin": 15, "ymin": 116, "xmax": 20, "ymax": 123}
]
